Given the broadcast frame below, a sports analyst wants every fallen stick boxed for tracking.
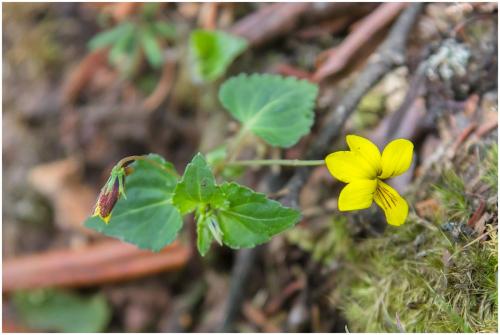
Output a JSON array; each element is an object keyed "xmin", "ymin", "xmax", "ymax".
[
  {"xmin": 3, "ymin": 240, "xmax": 190, "ymax": 292},
  {"xmin": 313, "ymin": 3, "xmax": 407, "ymax": 82},
  {"xmin": 220, "ymin": 247, "xmax": 261, "ymax": 331},
  {"xmin": 265, "ymin": 278, "xmax": 305, "ymax": 315},
  {"xmin": 273, "ymin": 64, "xmax": 313, "ymax": 81},
  {"xmin": 198, "ymin": 2, "xmax": 219, "ymax": 30},
  {"xmin": 303, "ymin": 3, "xmax": 378, "ymax": 24},
  {"xmin": 296, "ymin": 16, "xmax": 352, "ymax": 40},
  {"xmin": 61, "ymin": 49, "xmax": 108, "ymax": 106},
  {"xmin": 143, "ymin": 52, "xmax": 177, "ymax": 112},
  {"xmin": 229, "ymin": 3, "xmax": 309, "ymax": 47},
  {"xmin": 229, "ymin": 3, "xmax": 377, "ymax": 48},
  {"xmin": 475, "ymin": 119, "xmax": 498, "ymax": 137},
  {"xmin": 243, "ymin": 302, "xmax": 281, "ymax": 333}
]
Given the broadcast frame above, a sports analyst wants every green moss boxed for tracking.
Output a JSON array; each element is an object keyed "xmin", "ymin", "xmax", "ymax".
[
  {"xmin": 434, "ymin": 170, "xmax": 471, "ymax": 221},
  {"xmin": 482, "ymin": 143, "xmax": 498, "ymax": 193},
  {"xmin": 335, "ymin": 217, "xmax": 497, "ymax": 332},
  {"xmin": 332, "ymin": 141, "xmax": 498, "ymax": 332},
  {"xmin": 352, "ymin": 91, "xmax": 386, "ymax": 129},
  {"xmin": 287, "ymin": 216, "xmax": 355, "ymax": 265}
]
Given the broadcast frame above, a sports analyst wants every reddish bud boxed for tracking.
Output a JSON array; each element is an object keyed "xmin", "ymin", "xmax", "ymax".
[{"xmin": 93, "ymin": 173, "xmax": 126, "ymax": 224}]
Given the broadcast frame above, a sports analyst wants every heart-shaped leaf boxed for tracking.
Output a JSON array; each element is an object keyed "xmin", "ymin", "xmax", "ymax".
[
  {"xmin": 189, "ymin": 30, "xmax": 248, "ymax": 82},
  {"xmin": 219, "ymin": 73, "xmax": 319, "ymax": 147},
  {"xmin": 85, "ymin": 154, "xmax": 182, "ymax": 252}
]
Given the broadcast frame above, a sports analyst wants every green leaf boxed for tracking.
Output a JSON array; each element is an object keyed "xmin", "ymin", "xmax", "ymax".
[
  {"xmin": 214, "ymin": 182, "xmax": 301, "ymax": 248},
  {"xmin": 153, "ymin": 21, "xmax": 176, "ymax": 40},
  {"xmin": 141, "ymin": 27, "xmax": 164, "ymax": 69},
  {"xmin": 219, "ymin": 73, "xmax": 319, "ymax": 147},
  {"xmin": 172, "ymin": 153, "xmax": 225, "ymax": 215},
  {"xmin": 108, "ymin": 24, "xmax": 137, "ymax": 66},
  {"xmin": 189, "ymin": 29, "xmax": 248, "ymax": 82},
  {"xmin": 13, "ymin": 289, "xmax": 110, "ymax": 332},
  {"xmin": 196, "ymin": 213, "xmax": 213, "ymax": 257},
  {"xmin": 88, "ymin": 22, "xmax": 134, "ymax": 50},
  {"xmin": 85, "ymin": 154, "xmax": 182, "ymax": 252}
]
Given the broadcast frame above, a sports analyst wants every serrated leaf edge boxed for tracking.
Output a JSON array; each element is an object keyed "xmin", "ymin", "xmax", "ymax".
[{"xmin": 214, "ymin": 181, "xmax": 301, "ymax": 249}]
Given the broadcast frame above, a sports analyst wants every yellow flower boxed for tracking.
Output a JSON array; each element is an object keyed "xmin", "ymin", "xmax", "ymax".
[{"xmin": 325, "ymin": 135, "xmax": 413, "ymax": 226}]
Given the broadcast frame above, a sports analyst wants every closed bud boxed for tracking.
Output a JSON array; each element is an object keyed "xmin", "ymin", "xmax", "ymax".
[{"xmin": 92, "ymin": 163, "xmax": 130, "ymax": 224}]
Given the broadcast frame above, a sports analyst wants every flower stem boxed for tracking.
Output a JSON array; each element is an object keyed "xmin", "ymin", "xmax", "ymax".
[
  {"xmin": 226, "ymin": 128, "xmax": 250, "ymax": 162},
  {"xmin": 117, "ymin": 155, "xmax": 179, "ymax": 178},
  {"xmin": 226, "ymin": 159, "xmax": 325, "ymax": 167}
]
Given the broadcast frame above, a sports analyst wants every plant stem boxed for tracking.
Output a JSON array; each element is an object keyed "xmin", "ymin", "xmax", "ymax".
[
  {"xmin": 213, "ymin": 128, "xmax": 250, "ymax": 176},
  {"xmin": 226, "ymin": 159, "xmax": 325, "ymax": 167},
  {"xmin": 116, "ymin": 155, "xmax": 179, "ymax": 178},
  {"xmin": 226, "ymin": 128, "xmax": 249, "ymax": 162}
]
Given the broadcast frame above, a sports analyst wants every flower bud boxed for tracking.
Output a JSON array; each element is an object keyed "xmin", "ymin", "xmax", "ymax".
[
  {"xmin": 93, "ymin": 177, "xmax": 121, "ymax": 223},
  {"xmin": 92, "ymin": 163, "xmax": 130, "ymax": 224}
]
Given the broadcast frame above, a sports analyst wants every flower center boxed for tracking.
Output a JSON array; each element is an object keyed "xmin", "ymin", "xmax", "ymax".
[{"xmin": 375, "ymin": 179, "xmax": 397, "ymax": 209}]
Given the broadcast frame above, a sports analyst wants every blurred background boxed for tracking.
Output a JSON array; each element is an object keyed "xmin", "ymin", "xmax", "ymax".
[{"xmin": 2, "ymin": 3, "xmax": 498, "ymax": 332}]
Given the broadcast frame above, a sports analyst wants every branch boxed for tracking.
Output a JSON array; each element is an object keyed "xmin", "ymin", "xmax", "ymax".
[
  {"xmin": 228, "ymin": 3, "xmax": 309, "ymax": 47},
  {"xmin": 219, "ymin": 247, "xmax": 261, "ymax": 331},
  {"xmin": 313, "ymin": 3, "xmax": 407, "ymax": 82},
  {"xmin": 229, "ymin": 3, "xmax": 377, "ymax": 48},
  {"xmin": 3, "ymin": 240, "xmax": 190, "ymax": 292}
]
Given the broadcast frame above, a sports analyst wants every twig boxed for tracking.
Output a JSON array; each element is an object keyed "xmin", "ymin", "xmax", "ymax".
[
  {"xmin": 198, "ymin": 2, "xmax": 219, "ymax": 30},
  {"xmin": 219, "ymin": 247, "xmax": 261, "ymax": 331},
  {"xmin": 313, "ymin": 3, "xmax": 407, "ymax": 82},
  {"xmin": 265, "ymin": 278, "xmax": 305, "ymax": 315},
  {"xmin": 274, "ymin": 64, "xmax": 314, "ymax": 81},
  {"xmin": 108, "ymin": 3, "xmax": 142, "ymax": 22},
  {"xmin": 296, "ymin": 16, "xmax": 352, "ymax": 40},
  {"xmin": 143, "ymin": 53, "xmax": 177, "ymax": 112},
  {"xmin": 467, "ymin": 200, "xmax": 486, "ymax": 228},
  {"xmin": 61, "ymin": 49, "xmax": 108, "ymax": 106},
  {"xmin": 242, "ymin": 302, "xmax": 281, "ymax": 332},
  {"xmin": 2, "ymin": 240, "xmax": 190, "ymax": 292},
  {"xmin": 229, "ymin": 3, "xmax": 376, "ymax": 48},
  {"xmin": 476, "ymin": 119, "xmax": 498, "ymax": 137},
  {"xmin": 229, "ymin": 3, "xmax": 309, "ymax": 48},
  {"xmin": 370, "ymin": 60, "xmax": 430, "ymax": 146},
  {"xmin": 303, "ymin": 3, "xmax": 378, "ymax": 24},
  {"xmin": 450, "ymin": 122, "xmax": 478, "ymax": 157}
]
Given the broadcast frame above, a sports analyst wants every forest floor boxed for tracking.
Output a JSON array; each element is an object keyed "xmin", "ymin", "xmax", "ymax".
[{"xmin": 2, "ymin": 3, "xmax": 498, "ymax": 332}]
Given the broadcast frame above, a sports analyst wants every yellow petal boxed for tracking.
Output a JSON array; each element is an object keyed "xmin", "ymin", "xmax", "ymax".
[
  {"xmin": 374, "ymin": 180, "xmax": 408, "ymax": 226},
  {"xmin": 346, "ymin": 134, "xmax": 382, "ymax": 175},
  {"xmin": 338, "ymin": 179, "xmax": 377, "ymax": 211},
  {"xmin": 102, "ymin": 214, "xmax": 111, "ymax": 224},
  {"xmin": 325, "ymin": 151, "xmax": 378, "ymax": 183},
  {"xmin": 92, "ymin": 212, "xmax": 111, "ymax": 224},
  {"xmin": 379, "ymin": 139, "xmax": 413, "ymax": 179}
]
